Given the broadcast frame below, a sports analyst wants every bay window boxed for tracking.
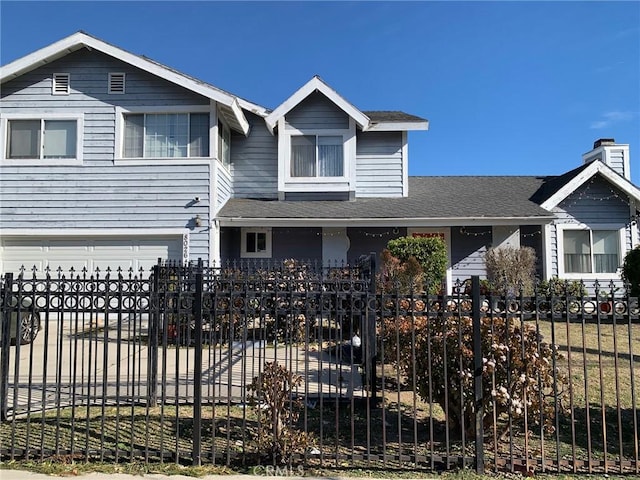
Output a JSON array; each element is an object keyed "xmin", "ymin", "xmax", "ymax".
[
  {"xmin": 7, "ymin": 119, "xmax": 77, "ymax": 159},
  {"xmin": 123, "ymin": 113, "xmax": 209, "ymax": 158},
  {"xmin": 291, "ymin": 135, "xmax": 343, "ymax": 177},
  {"xmin": 561, "ymin": 228, "xmax": 621, "ymax": 275},
  {"xmin": 218, "ymin": 121, "xmax": 230, "ymax": 167}
]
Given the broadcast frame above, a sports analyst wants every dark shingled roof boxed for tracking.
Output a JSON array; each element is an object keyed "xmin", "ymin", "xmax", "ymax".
[
  {"xmin": 364, "ymin": 111, "xmax": 428, "ymax": 124},
  {"xmin": 218, "ymin": 176, "xmax": 562, "ymax": 221}
]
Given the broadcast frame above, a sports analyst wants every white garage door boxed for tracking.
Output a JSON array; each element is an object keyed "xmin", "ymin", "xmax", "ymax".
[{"xmin": 0, "ymin": 236, "xmax": 183, "ymax": 276}]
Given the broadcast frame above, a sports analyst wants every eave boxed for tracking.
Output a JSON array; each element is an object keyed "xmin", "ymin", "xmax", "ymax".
[
  {"xmin": 264, "ymin": 76, "xmax": 370, "ymax": 133},
  {"xmin": 0, "ymin": 31, "xmax": 252, "ymax": 135},
  {"xmin": 540, "ymin": 160, "xmax": 640, "ymax": 210},
  {"xmin": 218, "ymin": 215, "xmax": 556, "ymax": 228}
]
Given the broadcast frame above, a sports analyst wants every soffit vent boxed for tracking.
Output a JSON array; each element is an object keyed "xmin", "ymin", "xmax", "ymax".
[
  {"xmin": 108, "ymin": 73, "xmax": 126, "ymax": 94},
  {"xmin": 52, "ymin": 73, "xmax": 70, "ymax": 95}
]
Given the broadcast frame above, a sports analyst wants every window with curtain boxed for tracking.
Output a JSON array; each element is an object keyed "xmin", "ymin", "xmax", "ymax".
[
  {"xmin": 290, "ymin": 135, "xmax": 343, "ymax": 177},
  {"xmin": 562, "ymin": 229, "xmax": 619, "ymax": 274},
  {"xmin": 123, "ymin": 113, "xmax": 209, "ymax": 158},
  {"xmin": 7, "ymin": 119, "xmax": 77, "ymax": 159},
  {"xmin": 218, "ymin": 121, "xmax": 231, "ymax": 167}
]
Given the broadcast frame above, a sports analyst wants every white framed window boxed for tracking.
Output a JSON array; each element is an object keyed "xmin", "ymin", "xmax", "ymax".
[
  {"xmin": 108, "ymin": 73, "xmax": 126, "ymax": 94},
  {"xmin": 241, "ymin": 227, "xmax": 272, "ymax": 258},
  {"xmin": 557, "ymin": 224, "xmax": 624, "ymax": 279},
  {"xmin": 218, "ymin": 120, "xmax": 230, "ymax": 168},
  {"xmin": 290, "ymin": 134, "xmax": 344, "ymax": 177},
  {"xmin": 122, "ymin": 112, "xmax": 209, "ymax": 158},
  {"xmin": 1, "ymin": 114, "xmax": 83, "ymax": 165},
  {"xmin": 52, "ymin": 73, "xmax": 70, "ymax": 95}
]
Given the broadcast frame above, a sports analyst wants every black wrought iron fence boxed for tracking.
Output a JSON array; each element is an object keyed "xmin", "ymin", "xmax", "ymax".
[{"xmin": 0, "ymin": 259, "xmax": 638, "ymax": 475}]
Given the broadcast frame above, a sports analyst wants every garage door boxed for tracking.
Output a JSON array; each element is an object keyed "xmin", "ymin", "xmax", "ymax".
[{"xmin": 0, "ymin": 236, "xmax": 183, "ymax": 276}]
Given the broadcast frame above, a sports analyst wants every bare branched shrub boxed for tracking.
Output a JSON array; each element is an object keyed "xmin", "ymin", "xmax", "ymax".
[
  {"xmin": 485, "ymin": 246, "xmax": 537, "ymax": 296},
  {"xmin": 248, "ymin": 361, "xmax": 313, "ymax": 464},
  {"xmin": 381, "ymin": 314, "xmax": 567, "ymax": 438}
]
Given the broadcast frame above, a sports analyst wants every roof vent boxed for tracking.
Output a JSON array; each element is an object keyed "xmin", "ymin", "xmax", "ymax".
[
  {"xmin": 52, "ymin": 73, "xmax": 70, "ymax": 95},
  {"xmin": 108, "ymin": 73, "xmax": 125, "ymax": 94},
  {"xmin": 594, "ymin": 138, "xmax": 615, "ymax": 148}
]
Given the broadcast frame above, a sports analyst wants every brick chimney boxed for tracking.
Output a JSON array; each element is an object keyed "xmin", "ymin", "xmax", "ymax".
[{"xmin": 582, "ymin": 138, "xmax": 630, "ymax": 180}]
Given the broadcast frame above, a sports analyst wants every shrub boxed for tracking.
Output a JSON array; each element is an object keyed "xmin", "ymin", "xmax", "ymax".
[
  {"xmin": 485, "ymin": 246, "xmax": 537, "ymax": 296},
  {"xmin": 536, "ymin": 276, "xmax": 587, "ymax": 298},
  {"xmin": 385, "ymin": 236, "xmax": 447, "ymax": 294},
  {"xmin": 622, "ymin": 245, "xmax": 640, "ymax": 297},
  {"xmin": 380, "ymin": 313, "xmax": 567, "ymax": 438},
  {"xmin": 248, "ymin": 361, "xmax": 313, "ymax": 464}
]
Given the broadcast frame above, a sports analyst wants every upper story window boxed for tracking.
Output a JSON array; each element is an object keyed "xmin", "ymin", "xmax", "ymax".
[
  {"xmin": 291, "ymin": 135, "xmax": 343, "ymax": 177},
  {"xmin": 558, "ymin": 225, "xmax": 623, "ymax": 278},
  {"xmin": 123, "ymin": 113, "xmax": 209, "ymax": 158},
  {"xmin": 7, "ymin": 119, "xmax": 77, "ymax": 160},
  {"xmin": 52, "ymin": 73, "xmax": 70, "ymax": 95},
  {"xmin": 218, "ymin": 121, "xmax": 230, "ymax": 168}
]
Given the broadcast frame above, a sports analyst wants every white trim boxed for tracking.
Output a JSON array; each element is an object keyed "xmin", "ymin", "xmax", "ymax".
[
  {"xmin": 407, "ymin": 227, "xmax": 452, "ymax": 294},
  {"xmin": 631, "ymin": 200, "xmax": 639, "ymax": 248},
  {"xmin": 0, "ymin": 228, "xmax": 189, "ymax": 237},
  {"xmin": 240, "ymin": 227, "xmax": 272, "ymax": 258},
  {"xmin": 0, "ymin": 113, "xmax": 84, "ymax": 165},
  {"xmin": 0, "ymin": 32, "xmax": 249, "ymax": 133},
  {"xmin": 366, "ymin": 120, "xmax": 429, "ymax": 132},
  {"xmin": 280, "ymin": 121, "xmax": 356, "ymax": 192},
  {"xmin": 265, "ymin": 76, "xmax": 370, "ymax": 133},
  {"xmin": 114, "ymin": 105, "xmax": 214, "ymax": 163},
  {"xmin": 401, "ymin": 131, "xmax": 408, "ymax": 197},
  {"xmin": 555, "ymin": 223, "xmax": 625, "ymax": 280},
  {"xmin": 540, "ymin": 160, "xmax": 640, "ymax": 210},
  {"xmin": 219, "ymin": 216, "xmax": 555, "ymax": 228},
  {"xmin": 211, "ymin": 220, "xmax": 220, "ymax": 267},
  {"xmin": 543, "ymin": 223, "xmax": 552, "ymax": 280}
]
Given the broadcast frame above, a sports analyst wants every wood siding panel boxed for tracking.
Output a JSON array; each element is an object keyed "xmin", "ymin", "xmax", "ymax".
[
  {"xmin": 230, "ymin": 113, "xmax": 278, "ymax": 198},
  {"xmin": 550, "ymin": 176, "xmax": 631, "ymax": 289},
  {"xmin": 1, "ymin": 49, "xmax": 214, "ymax": 261},
  {"xmin": 356, "ymin": 131, "xmax": 404, "ymax": 197},
  {"xmin": 451, "ymin": 227, "xmax": 490, "ymax": 281},
  {"xmin": 285, "ymin": 91, "xmax": 349, "ymax": 130}
]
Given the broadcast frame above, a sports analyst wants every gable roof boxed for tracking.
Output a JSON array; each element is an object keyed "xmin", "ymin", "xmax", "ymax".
[
  {"xmin": 218, "ymin": 176, "xmax": 554, "ymax": 227},
  {"xmin": 265, "ymin": 76, "xmax": 370, "ymax": 132},
  {"xmin": 538, "ymin": 159, "xmax": 640, "ymax": 210},
  {"xmin": 264, "ymin": 76, "xmax": 429, "ymax": 133},
  {"xmin": 0, "ymin": 31, "xmax": 254, "ymax": 135}
]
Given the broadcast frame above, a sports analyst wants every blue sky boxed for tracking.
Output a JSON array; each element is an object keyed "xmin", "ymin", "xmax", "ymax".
[{"xmin": 2, "ymin": 1, "xmax": 639, "ymax": 182}]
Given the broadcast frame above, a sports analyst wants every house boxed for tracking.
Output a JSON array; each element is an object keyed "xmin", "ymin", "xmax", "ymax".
[{"xmin": 1, "ymin": 32, "xmax": 638, "ymax": 292}]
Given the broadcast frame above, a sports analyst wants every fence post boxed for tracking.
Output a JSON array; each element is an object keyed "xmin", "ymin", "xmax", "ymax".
[
  {"xmin": 0, "ymin": 273, "xmax": 13, "ymax": 421},
  {"xmin": 192, "ymin": 258, "xmax": 204, "ymax": 466},
  {"xmin": 147, "ymin": 261, "xmax": 160, "ymax": 406},
  {"xmin": 366, "ymin": 252, "xmax": 378, "ymax": 405},
  {"xmin": 471, "ymin": 275, "xmax": 485, "ymax": 473}
]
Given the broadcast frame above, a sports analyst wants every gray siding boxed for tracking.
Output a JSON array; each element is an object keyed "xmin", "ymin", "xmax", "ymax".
[
  {"xmin": 272, "ymin": 228, "xmax": 322, "ymax": 261},
  {"xmin": 347, "ymin": 227, "xmax": 406, "ymax": 265},
  {"xmin": 216, "ymin": 164, "xmax": 232, "ymax": 214},
  {"xmin": 549, "ymin": 176, "xmax": 631, "ymax": 288},
  {"xmin": 356, "ymin": 132, "xmax": 404, "ymax": 197},
  {"xmin": 285, "ymin": 91, "xmax": 349, "ymax": 130},
  {"xmin": 1, "ymin": 49, "xmax": 213, "ymax": 261},
  {"xmin": 520, "ymin": 225, "xmax": 544, "ymax": 279},
  {"xmin": 450, "ymin": 227, "xmax": 490, "ymax": 281},
  {"xmin": 230, "ymin": 113, "xmax": 278, "ymax": 198}
]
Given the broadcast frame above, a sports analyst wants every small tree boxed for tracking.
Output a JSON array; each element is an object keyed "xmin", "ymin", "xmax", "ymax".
[
  {"xmin": 385, "ymin": 236, "xmax": 447, "ymax": 294},
  {"xmin": 622, "ymin": 245, "xmax": 640, "ymax": 297},
  {"xmin": 485, "ymin": 246, "xmax": 537, "ymax": 296},
  {"xmin": 248, "ymin": 362, "xmax": 313, "ymax": 464}
]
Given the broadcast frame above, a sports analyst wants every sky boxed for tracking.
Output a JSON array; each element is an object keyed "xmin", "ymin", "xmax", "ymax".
[{"xmin": 1, "ymin": 1, "xmax": 639, "ymax": 182}]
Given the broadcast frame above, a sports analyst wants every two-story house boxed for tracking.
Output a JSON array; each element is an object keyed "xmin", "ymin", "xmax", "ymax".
[{"xmin": 1, "ymin": 32, "xmax": 638, "ymax": 292}]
